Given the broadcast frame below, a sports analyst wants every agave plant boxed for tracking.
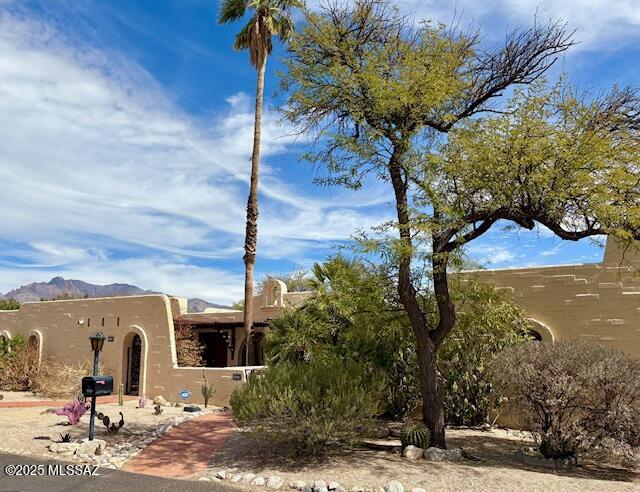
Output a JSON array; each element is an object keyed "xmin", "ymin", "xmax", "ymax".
[{"xmin": 57, "ymin": 432, "xmax": 73, "ymax": 443}]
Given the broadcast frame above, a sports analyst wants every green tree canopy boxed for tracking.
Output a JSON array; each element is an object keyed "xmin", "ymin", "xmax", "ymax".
[{"xmin": 282, "ymin": 0, "xmax": 640, "ymax": 446}]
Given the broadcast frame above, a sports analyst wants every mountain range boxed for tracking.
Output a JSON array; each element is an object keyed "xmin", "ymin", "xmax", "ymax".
[{"xmin": 0, "ymin": 277, "xmax": 229, "ymax": 312}]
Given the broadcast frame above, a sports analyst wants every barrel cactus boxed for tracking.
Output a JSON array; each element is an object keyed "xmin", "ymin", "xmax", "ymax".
[{"xmin": 400, "ymin": 422, "xmax": 431, "ymax": 449}]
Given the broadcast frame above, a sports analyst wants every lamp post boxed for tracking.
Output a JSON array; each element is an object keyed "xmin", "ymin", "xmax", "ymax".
[{"xmin": 88, "ymin": 331, "xmax": 105, "ymax": 441}]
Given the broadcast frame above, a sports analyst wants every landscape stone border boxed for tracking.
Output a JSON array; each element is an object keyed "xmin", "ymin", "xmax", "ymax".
[
  {"xmin": 46, "ymin": 408, "xmax": 218, "ymax": 469},
  {"xmin": 206, "ymin": 469, "xmax": 432, "ymax": 492}
]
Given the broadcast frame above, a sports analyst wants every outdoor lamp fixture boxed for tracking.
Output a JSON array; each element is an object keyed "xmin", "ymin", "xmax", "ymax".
[{"xmin": 88, "ymin": 331, "xmax": 105, "ymax": 441}]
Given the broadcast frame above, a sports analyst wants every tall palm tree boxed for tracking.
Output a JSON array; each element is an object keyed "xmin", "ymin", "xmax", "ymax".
[{"xmin": 219, "ymin": 0, "xmax": 299, "ymax": 365}]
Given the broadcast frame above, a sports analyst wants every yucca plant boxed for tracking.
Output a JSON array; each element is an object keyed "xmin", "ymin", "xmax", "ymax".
[{"xmin": 400, "ymin": 421, "xmax": 431, "ymax": 449}]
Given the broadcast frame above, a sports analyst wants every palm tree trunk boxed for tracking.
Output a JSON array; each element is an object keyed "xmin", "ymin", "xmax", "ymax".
[{"xmin": 243, "ymin": 55, "xmax": 267, "ymax": 366}]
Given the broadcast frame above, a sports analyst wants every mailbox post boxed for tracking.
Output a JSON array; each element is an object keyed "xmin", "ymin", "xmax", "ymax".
[{"xmin": 88, "ymin": 331, "xmax": 106, "ymax": 441}]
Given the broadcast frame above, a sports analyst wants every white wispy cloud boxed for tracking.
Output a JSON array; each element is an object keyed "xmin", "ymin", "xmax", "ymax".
[
  {"xmin": 309, "ymin": 0, "xmax": 640, "ymax": 49},
  {"xmin": 0, "ymin": 6, "xmax": 389, "ymax": 299}
]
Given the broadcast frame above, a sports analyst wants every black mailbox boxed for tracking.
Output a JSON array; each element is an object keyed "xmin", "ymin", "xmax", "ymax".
[{"xmin": 82, "ymin": 376, "xmax": 114, "ymax": 397}]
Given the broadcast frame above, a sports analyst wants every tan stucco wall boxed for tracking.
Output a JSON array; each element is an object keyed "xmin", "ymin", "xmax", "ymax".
[
  {"xmin": 459, "ymin": 238, "xmax": 640, "ymax": 356},
  {"xmin": 0, "ymin": 294, "xmax": 251, "ymax": 406}
]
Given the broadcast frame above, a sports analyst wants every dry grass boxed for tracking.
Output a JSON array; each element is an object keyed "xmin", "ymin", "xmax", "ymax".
[{"xmin": 30, "ymin": 359, "xmax": 111, "ymax": 399}]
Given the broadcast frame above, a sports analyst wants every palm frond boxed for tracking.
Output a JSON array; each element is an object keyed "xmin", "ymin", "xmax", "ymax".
[{"xmin": 218, "ymin": 0, "xmax": 247, "ymax": 23}]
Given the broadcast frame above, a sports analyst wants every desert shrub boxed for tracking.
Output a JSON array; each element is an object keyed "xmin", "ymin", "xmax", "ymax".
[
  {"xmin": 493, "ymin": 340, "xmax": 640, "ymax": 459},
  {"xmin": 174, "ymin": 320, "xmax": 204, "ymax": 367},
  {"xmin": 266, "ymin": 256, "xmax": 419, "ymax": 419},
  {"xmin": 0, "ymin": 335, "xmax": 40, "ymax": 391},
  {"xmin": 439, "ymin": 281, "xmax": 530, "ymax": 426},
  {"xmin": 230, "ymin": 358, "xmax": 386, "ymax": 455},
  {"xmin": 31, "ymin": 359, "xmax": 106, "ymax": 399}
]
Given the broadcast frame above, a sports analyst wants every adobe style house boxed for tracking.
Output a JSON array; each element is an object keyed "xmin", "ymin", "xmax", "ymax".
[
  {"xmin": 1, "ymin": 237, "xmax": 639, "ymax": 406},
  {"xmin": 460, "ymin": 237, "xmax": 640, "ymax": 356},
  {"xmin": 0, "ymin": 279, "xmax": 311, "ymax": 406}
]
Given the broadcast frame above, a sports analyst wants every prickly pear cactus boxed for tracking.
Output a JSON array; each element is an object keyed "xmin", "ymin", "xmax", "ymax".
[{"xmin": 400, "ymin": 422, "xmax": 431, "ymax": 449}]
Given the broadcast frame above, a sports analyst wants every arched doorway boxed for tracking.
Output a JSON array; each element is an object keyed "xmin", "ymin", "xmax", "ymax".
[
  {"xmin": 124, "ymin": 334, "xmax": 142, "ymax": 395},
  {"xmin": 526, "ymin": 318, "xmax": 555, "ymax": 343},
  {"xmin": 26, "ymin": 330, "xmax": 43, "ymax": 365},
  {"xmin": 0, "ymin": 334, "xmax": 7, "ymax": 355}
]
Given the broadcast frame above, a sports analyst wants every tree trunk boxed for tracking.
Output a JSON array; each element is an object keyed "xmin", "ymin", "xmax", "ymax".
[
  {"xmin": 243, "ymin": 55, "xmax": 267, "ymax": 366},
  {"xmin": 387, "ymin": 144, "xmax": 447, "ymax": 448}
]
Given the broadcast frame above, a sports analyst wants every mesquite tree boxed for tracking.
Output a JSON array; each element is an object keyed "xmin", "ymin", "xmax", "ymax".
[{"xmin": 282, "ymin": 0, "xmax": 640, "ymax": 447}]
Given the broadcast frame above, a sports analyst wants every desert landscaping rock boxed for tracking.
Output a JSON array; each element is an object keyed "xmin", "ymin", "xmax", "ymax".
[
  {"xmin": 267, "ymin": 476, "xmax": 285, "ymax": 489},
  {"xmin": 199, "ymin": 476, "xmax": 211, "ymax": 481},
  {"xmin": 411, "ymin": 488, "xmax": 427, "ymax": 492},
  {"xmin": 243, "ymin": 473, "xmax": 257, "ymax": 483},
  {"xmin": 48, "ymin": 442, "xmax": 79, "ymax": 454},
  {"xmin": 300, "ymin": 486, "xmax": 313, "ymax": 492},
  {"xmin": 153, "ymin": 396, "xmax": 169, "ymax": 407},
  {"xmin": 329, "ymin": 481, "xmax": 346, "ymax": 492},
  {"xmin": 423, "ymin": 447, "xmax": 463, "ymax": 462},
  {"xmin": 231, "ymin": 474, "xmax": 243, "ymax": 482},
  {"xmin": 385, "ymin": 481, "xmax": 404, "ymax": 492},
  {"xmin": 290, "ymin": 480, "xmax": 307, "ymax": 489},
  {"xmin": 402, "ymin": 445, "xmax": 424, "ymax": 461},
  {"xmin": 217, "ymin": 470, "xmax": 227, "ymax": 480},
  {"xmin": 78, "ymin": 438, "xmax": 106, "ymax": 456},
  {"xmin": 253, "ymin": 477, "xmax": 267, "ymax": 486},
  {"xmin": 313, "ymin": 480, "xmax": 329, "ymax": 492}
]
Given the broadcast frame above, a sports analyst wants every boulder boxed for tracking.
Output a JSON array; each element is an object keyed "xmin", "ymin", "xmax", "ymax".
[
  {"xmin": 231, "ymin": 474, "xmax": 243, "ymax": 483},
  {"xmin": 153, "ymin": 396, "xmax": 169, "ymax": 407},
  {"xmin": 199, "ymin": 477, "xmax": 211, "ymax": 482},
  {"xmin": 423, "ymin": 447, "xmax": 463, "ymax": 462},
  {"xmin": 402, "ymin": 445, "xmax": 424, "ymax": 461},
  {"xmin": 385, "ymin": 481, "xmax": 404, "ymax": 492},
  {"xmin": 216, "ymin": 470, "xmax": 227, "ymax": 480},
  {"xmin": 252, "ymin": 477, "xmax": 267, "ymax": 486},
  {"xmin": 411, "ymin": 489, "xmax": 427, "ymax": 492},
  {"xmin": 78, "ymin": 438, "xmax": 107, "ymax": 456},
  {"xmin": 184, "ymin": 405, "xmax": 201, "ymax": 413},
  {"xmin": 289, "ymin": 480, "xmax": 307, "ymax": 489},
  {"xmin": 301, "ymin": 487, "xmax": 313, "ymax": 492},
  {"xmin": 48, "ymin": 443, "xmax": 79, "ymax": 454},
  {"xmin": 267, "ymin": 476, "xmax": 285, "ymax": 489}
]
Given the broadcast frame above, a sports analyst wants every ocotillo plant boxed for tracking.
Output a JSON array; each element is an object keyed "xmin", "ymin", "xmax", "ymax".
[{"xmin": 201, "ymin": 372, "xmax": 215, "ymax": 408}]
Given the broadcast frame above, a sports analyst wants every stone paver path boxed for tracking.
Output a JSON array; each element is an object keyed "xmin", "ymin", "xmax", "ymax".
[{"xmin": 122, "ymin": 411, "xmax": 235, "ymax": 479}]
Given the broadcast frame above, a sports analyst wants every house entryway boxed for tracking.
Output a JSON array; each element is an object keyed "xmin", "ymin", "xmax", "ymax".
[{"xmin": 124, "ymin": 333, "xmax": 141, "ymax": 395}]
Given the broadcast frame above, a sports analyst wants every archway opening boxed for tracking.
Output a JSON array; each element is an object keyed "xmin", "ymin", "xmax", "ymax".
[
  {"xmin": 123, "ymin": 333, "xmax": 142, "ymax": 395},
  {"xmin": 528, "ymin": 329, "xmax": 543, "ymax": 342},
  {"xmin": 27, "ymin": 334, "xmax": 39, "ymax": 357}
]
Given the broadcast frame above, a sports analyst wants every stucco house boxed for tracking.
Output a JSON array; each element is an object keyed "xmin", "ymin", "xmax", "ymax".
[
  {"xmin": 1, "ymin": 237, "xmax": 639, "ymax": 406},
  {"xmin": 460, "ymin": 237, "xmax": 640, "ymax": 356},
  {"xmin": 0, "ymin": 279, "xmax": 311, "ymax": 406}
]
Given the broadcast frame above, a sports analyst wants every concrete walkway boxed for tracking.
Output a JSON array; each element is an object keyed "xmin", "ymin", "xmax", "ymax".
[{"xmin": 123, "ymin": 411, "xmax": 236, "ymax": 479}]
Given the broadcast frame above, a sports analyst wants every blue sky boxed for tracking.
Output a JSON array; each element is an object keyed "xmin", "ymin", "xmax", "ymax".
[{"xmin": 0, "ymin": 0, "xmax": 638, "ymax": 304}]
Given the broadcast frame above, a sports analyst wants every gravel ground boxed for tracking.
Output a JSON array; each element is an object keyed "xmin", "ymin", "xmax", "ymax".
[
  {"xmin": 204, "ymin": 428, "xmax": 640, "ymax": 492},
  {"xmin": 0, "ymin": 391, "xmax": 213, "ymax": 459}
]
